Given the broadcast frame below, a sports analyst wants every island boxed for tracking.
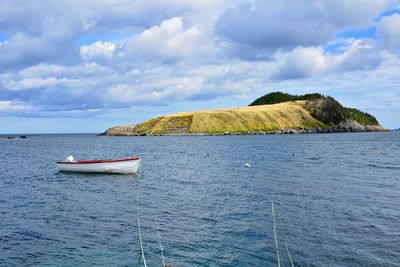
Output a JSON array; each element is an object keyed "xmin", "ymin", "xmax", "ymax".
[{"xmin": 101, "ymin": 92, "xmax": 386, "ymax": 136}]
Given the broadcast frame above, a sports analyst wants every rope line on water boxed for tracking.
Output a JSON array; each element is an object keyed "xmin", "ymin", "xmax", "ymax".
[
  {"xmin": 136, "ymin": 160, "xmax": 147, "ymax": 267},
  {"xmin": 276, "ymin": 201, "xmax": 296, "ymax": 229},
  {"xmin": 158, "ymin": 231, "xmax": 166, "ymax": 266},
  {"xmin": 278, "ymin": 212, "xmax": 294, "ymax": 267},
  {"xmin": 154, "ymin": 181, "xmax": 167, "ymax": 266},
  {"xmin": 272, "ymin": 201, "xmax": 281, "ymax": 267},
  {"xmin": 155, "ymin": 207, "xmax": 168, "ymax": 266}
]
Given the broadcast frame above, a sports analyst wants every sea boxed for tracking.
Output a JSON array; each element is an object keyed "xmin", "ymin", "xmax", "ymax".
[{"xmin": 0, "ymin": 132, "xmax": 399, "ymax": 266}]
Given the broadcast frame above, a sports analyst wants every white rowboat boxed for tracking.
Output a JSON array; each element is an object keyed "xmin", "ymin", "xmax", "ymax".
[{"xmin": 57, "ymin": 157, "xmax": 141, "ymax": 174}]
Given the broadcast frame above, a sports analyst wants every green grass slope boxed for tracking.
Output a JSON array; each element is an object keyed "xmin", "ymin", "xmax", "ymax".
[
  {"xmin": 102, "ymin": 92, "xmax": 385, "ymax": 136},
  {"xmin": 103, "ymin": 101, "xmax": 326, "ymax": 135}
]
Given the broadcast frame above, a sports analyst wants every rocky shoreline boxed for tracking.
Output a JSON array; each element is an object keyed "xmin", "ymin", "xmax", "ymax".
[
  {"xmin": 100, "ymin": 122, "xmax": 387, "ymax": 136},
  {"xmin": 0, "ymin": 135, "xmax": 27, "ymax": 139}
]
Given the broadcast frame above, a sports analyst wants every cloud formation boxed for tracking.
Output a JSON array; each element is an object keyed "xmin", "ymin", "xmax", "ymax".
[
  {"xmin": 377, "ymin": 13, "xmax": 400, "ymax": 54},
  {"xmin": 271, "ymin": 39, "xmax": 382, "ymax": 80},
  {"xmin": 80, "ymin": 41, "xmax": 116, "ymax": 60},
  {"xmin": 216, "ymin": 0, "xmax": 389, "ymax": 56},
  {"xmin": 0, "ymin": 100, "xmax": 31, "ymax": 113},
  {"xmin": 121, "ymin": 17, "xmax": 214, "ymax": 62},
  {"xmin": 0, "ymin": 0, "xmax": 399, "ymax": 130}
]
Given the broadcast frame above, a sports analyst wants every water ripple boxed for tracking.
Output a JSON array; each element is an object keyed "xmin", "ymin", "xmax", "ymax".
[{"xmin": 0, "ymin": 132, "xmax": 399, "ymax": 265}]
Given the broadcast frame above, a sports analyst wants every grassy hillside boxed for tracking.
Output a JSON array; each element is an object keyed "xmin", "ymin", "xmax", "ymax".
[
  {"xmin": 102, "ymin": 92, "xmax": 385, "ymax": 136},
  {"xmin": 103, "ymin": 101, "xmax": 326, "ymax": 135}
]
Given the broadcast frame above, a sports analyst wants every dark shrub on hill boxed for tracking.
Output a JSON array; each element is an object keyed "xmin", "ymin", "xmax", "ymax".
[
  {"xmin": 250, "ymin": 91, "xmax": 380, "ymax": 126},
  {"xmin": 249, "ymin": 92, "xmax": 322, "ymax": 106},
  {"xmin": 343, "ymin": 108, "xmax": 379, "ymax": 126},
  {"xmin": 310, "ymin": 96, "xmax": 346, "ymax": 125}
]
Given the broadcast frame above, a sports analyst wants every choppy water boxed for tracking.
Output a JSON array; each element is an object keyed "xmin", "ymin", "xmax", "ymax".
[{"xmin": 1, "ymin": 132, "xmax": 400, "ymax": 266}]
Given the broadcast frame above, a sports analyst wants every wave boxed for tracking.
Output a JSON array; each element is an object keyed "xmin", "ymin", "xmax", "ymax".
[{"xmin": 366, "ymin": 164, "xmax": 400, "ymax": 170}]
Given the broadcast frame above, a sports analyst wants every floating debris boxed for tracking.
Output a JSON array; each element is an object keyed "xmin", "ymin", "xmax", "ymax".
[{"xmin": 245, "ymin": 163, "xmax": 251, "ymax": 167}]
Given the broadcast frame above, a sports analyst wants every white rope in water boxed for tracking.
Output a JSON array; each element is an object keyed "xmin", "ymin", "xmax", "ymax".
[
  {"xmin": 158, "ymin": 231, "xmax": 166, "ymax": 266},
  {"xmin": 272, "ymin": 201, "xmax": 281, "ymax": 267},
  {"xmin": 278, "ymin": 213, "xmax": 294, "ymax": 267},
  {"xmin": 136, "ymin": 160, "xmax": 147, "ymax": 267},
  {"xmin": 154, "ymin": 189, "xmax": 168, "ymax": 266},
  {"xmin": 154, "ymin": 184, "xmax": 167, "ymax": 266}
]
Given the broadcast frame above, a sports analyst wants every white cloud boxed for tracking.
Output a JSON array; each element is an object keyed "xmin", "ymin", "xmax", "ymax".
[
  {"xmin": 80, "ymin": 41, "xmax": 116, "ymax": 60},
  {"xmin": 377, "ymin": 13, "xmax": 400, "ymax": 54},
  {"xmin": 271, "ymin": 39, "xmax": 382, "ymax": 79},
  {"xmin": 272, "ymin": 47, "xmax": 329, "ymax": 79},
  {"xmin": 122, "ymin": 17, "xmax": 215, "ymax": 62},
  {"xmin": 0, "ymin": 101, "xmax": 32, "ymax": 112},
  {"xmin": 17, "ymin": 63, "xmax": 112, "ymax": 78},
  {"xmin": 106, "ymin": 84, "xmax": 138, "ymax": 103},
  {"xmin": 216, "ymin": 0, "xmax": 389, "ymax": 58},
  {"xmin": 4, "ymin": 77, "xmax": 78, "ymax": 91},
  {"xmin": 333, "ymin": 40, "xmax": 381, "ymax": 71},
  {"xmin": 0, "ymin": 12, "xmax": 84, "ymax": 69},
  {"xmin": 0, "ymin": 0, "xmax": 228, "ymax": 69},
  {"xmin": 104, "ymin": 73, "xmax": 205, "ymax": 105}
]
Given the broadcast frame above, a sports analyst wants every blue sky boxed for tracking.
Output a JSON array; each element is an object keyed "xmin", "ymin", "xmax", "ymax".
[{"xmin": 0, "ymin": 0, "xmax": 400, "ymax": 133}]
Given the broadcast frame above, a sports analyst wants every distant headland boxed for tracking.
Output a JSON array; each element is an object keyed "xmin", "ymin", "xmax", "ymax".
[{"xmin": 101, "ymin": 92, "xmax": 386, "ymax": 136}]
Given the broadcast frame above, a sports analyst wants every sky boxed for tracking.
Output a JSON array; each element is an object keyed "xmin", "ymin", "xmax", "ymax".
[{"xmin": 0, "ymin": 0, "xmax": 400, "ymax": 133}]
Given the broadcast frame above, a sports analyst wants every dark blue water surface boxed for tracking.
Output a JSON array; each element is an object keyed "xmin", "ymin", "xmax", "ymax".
[{"xmin": 1, "ymin": 132, "xmax": 400, "ymax": 266}]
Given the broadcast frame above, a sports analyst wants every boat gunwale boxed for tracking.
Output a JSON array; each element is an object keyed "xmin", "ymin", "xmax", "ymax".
[{"xmin": 57, "ymin": 157, "xmax": 140, "ymax": 164}]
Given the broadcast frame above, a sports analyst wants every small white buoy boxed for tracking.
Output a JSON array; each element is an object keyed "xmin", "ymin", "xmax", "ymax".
[{"xmin": 245, "ymin": 163, "xmax": 251, "ymax": 167}]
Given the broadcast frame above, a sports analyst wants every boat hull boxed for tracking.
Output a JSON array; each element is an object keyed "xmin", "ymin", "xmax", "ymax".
[{"xmin": 57, "ymin": 157, "xmax": 141, "ymax": 174}]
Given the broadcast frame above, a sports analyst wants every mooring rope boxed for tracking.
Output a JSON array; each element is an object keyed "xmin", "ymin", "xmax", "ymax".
[
  {"xmin": 278, "ymin": 212, "xmax": 294, "ymax": 267},
  {"xmin": 158, "ymin": 231, "xmax": 166, "ymax": 266},
  {"xmin": 276, "ymin": 201, "xmax": 296, "ymax": 229},
  {"xmin": 136, "ymin": 160, "xmax": 147, "ymax": 267},
  {"xmin": 154, "ymin": 184, "xmax": 167, "ymax": 266},
  {"xmin": 272, "ymin": 201, "xmax": 281, "ymax": 267}
]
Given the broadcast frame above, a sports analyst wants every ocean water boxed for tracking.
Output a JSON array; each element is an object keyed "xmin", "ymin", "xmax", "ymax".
[{"xmin": 1, "ymin": 132, "xmax": 400, "ymax": 266}]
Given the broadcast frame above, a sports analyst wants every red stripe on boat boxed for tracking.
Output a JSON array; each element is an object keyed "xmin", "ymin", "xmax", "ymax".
[{"xmin": 57, "ymin": 157, "xmax": 140, "ymax": 164}]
